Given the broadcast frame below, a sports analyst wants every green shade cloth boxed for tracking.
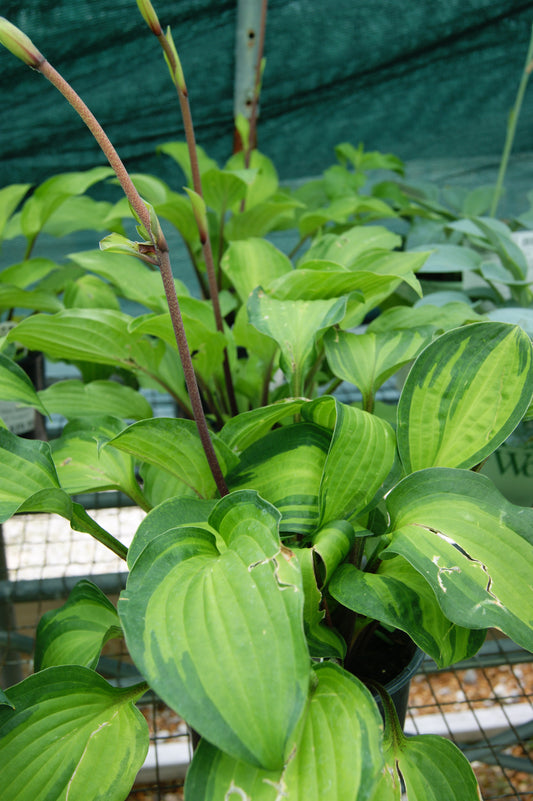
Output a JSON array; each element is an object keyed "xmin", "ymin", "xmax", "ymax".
[{"xmin": 1, "ymin": 0, "xmax": 533, "ymax": 205}]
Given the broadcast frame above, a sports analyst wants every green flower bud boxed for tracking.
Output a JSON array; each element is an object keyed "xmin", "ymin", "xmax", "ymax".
[
  {"xmin": 0, "ymin": 17, "xmax": 43, "ymax": 68},
  {"xmin": 164, "ymin": 26, "xmax": 187, "ymax": 94},
  {"xmin": 136, "ymin": 0, "xmax": 162, "ymax": 36},
  {"xmin": 184, "ymin": 187, "xmax": 208, "ymax": 244}
]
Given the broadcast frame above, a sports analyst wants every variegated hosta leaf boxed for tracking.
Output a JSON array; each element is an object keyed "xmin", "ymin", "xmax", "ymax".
[
  {"xmin": 302, "ymin": 397, "xmax": 396, "ymax": 524},
  {"xmin": 383, "ymin": 467, "xmax": 533, "ymax": 652},
  {"xmin": 293, "ymin": 520, "xmax": 356, "ymax": 659},
  {"xmin": 107, "ymin": 417, "xmax": 238, "ymax": 499},
  {"xmin": 398, "ymin": 321, "xmax": 533, "ymax": 472},
  {"xmin": 393, "ymin": 735, "xmax": 482, "ymax": 801},
  {"xmin": 127, "ymin": 495, "xmax": 216, "ymax": 569},
  {"xmin": 0, "ymin": 351, "xmax": 48, "ymax": 414},
  {"xmin": 221, "ymin": 238, "xmax": 292, "ymax": 303},
  {"xmin": 247, "ymin": 288, "xmax": 346, "ymax": 395},
  {"xmin": 34, "ymin": 580, "xmax": 122, "ymax": 671},
  {"xmin": 329, "ymin": 556, "xmax": 485, "ymax": 668},
  {"xmin": 119, "ymin": 490, "xmax": 310, "ymax": 769},
  {"xmin": 323, "ymin": 327, "xmax": 428, "ymax": 410},
  {"xmin": 0, "ymin": 667, "xmax": 148, "ymax": 801},
  {"xmin": 185, "ymin": 662, "xmax": 385, "ymax": 801},
  {"xmin": 226, "ymin": 422, "xmax": 331, "ymax": 536},
  {"xmin": 219, "ymin": 399, "xmax": 304, "ymax": 454}
]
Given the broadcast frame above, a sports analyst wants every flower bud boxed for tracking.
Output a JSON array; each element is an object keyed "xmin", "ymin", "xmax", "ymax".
[
  {"xmin": 136, "ymin": 0, "xmax": 162, "ymax": 36},
  {"xmin": 0, "ymin": 17, "xmax": 44, "ymax": 68},
  {"xmin": 184, "ymin": 188, "xmax": 208, "ymax": 244},
  {"xmin": 164, "ymin": 27, "xmax": 187, "ymax": 94}
]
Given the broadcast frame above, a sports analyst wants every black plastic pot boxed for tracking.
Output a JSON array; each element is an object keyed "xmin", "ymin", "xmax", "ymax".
[{"xmin": 378, "ymin": 644, "xmax": 425, "ymax": 729}]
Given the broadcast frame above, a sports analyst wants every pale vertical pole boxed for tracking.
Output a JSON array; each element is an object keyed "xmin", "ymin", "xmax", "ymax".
[{"xmin": 233, "ymin": 0, "xmax": 263, "ymax": 152}]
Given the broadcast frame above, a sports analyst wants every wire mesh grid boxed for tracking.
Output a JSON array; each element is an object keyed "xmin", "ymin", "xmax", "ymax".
[{"xmin": 1, "ymin": 508, "xmax": 532, "ymax": 799}]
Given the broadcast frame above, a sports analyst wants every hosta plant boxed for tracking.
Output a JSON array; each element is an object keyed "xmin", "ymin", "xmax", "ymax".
[{"xmin": 1, "ymin": 6, "xmax": 533, "ymax": 801}]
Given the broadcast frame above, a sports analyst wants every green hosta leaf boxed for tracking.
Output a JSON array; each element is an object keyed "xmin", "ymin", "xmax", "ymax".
[
  {"xmin": 247, "ymin": 288, "xmax": 346, "ymax": 394},
  {"xmin": 35, "ymin": 580, "xmax": 122, "ymax": 671},
  {"xmin": 0, "ymin": 183, "xmax": 31, "ymax": 240},
  {"xmin": 63, "ymin": 274, "xmax": 121, "ymax": 310},
  {"xmin": 68, "ymin": 250, "xmax": 188, "ymax": 312},
  {"xmin": 220, "ymin": 399, "xmax": 304, "ymax": 453},
  {"xmin": 0, "ymin": 429, "xmax": 61, "ymax": 521},
  {"xmin": 224, "ymin": 198, "xmax": 300, "ymax": 240},
  {"xmin": 383, "ymin": 467, "xmax": 533, "ymax": 652},
  {"xmin": 226, "ymin": 422, "xmax": 331, "ymax": 536},
  {"xmin": 303, "ymin": 397, "xmax": 396, "ymax": 524},
  {"xmin": 0, "ymin": 257, "xmax": 58, "ymax": 289},
  {"xmin": 0, "ymin": 667, "xmax": 148, "ymax": 801},
  {"xmin": 297, "ymin": 197, "xmax": 366, "ymax": 237},
  {"xmin": 221, "ymin": 238, "xmax": 292, "ymax": 304},
  {"xmin": 130, "ymin": 309, "xmax": 228, "ymax": 386},
  {"xmin": 158, "ymin": 141, "xmax": 218, "ymax": 186},
  {"xmin": 42, "ymin": 195, "xmax": 118, "ymax": 237},
  {"xmin": 139, "ymin": 462, "xmax": 199, "ymax": 508},
  {"xmin": 119, "ymin": 490, "xmax": 310, "ymax": 769},
  {"xmin": 225, "ymin": 150, "xmax": 279, "ymax": 208},
  {"xmin": 107, "ymin": 417, "xmax": 238, "ymax": 499},
  {"xmin": 268, "ymin": 262, "xmax": 365, "ymax": 302},
  {"xmin": 368, "ymin": 302, "xmax": 484, "ymax": 335},
  {"xmin": 0, "ymin": 688, "xmax": 14, "ymax": 708},
  {"xmin": 335, "ymin": 142, "xmax": 405, "ymax": 175},
  {"xmin": 398, "ymin": 322, "xmax": 533, "ymax": 472},
  {"xmin": 185, "ymin": 661, "xmax": 385, "ymax": 801},
  {"xmin": 7, "ymin": 308, "xmax": 165, "ymax": 373},
  {"xmin": 0, "ymin": 352, "xmax": 48, "ymax": 415},
  {"xmin": 417, "ymin": 244, "xmax": 482, "ymax": 274},
  {"xmin": 202, "ymin": 168, "xmax": 250, "ymax": 214},
  {"xmin": 299, "ymin": 225, "xmax": 401, "ymax": 267},
  {"xmin": 127, "ymin": 495, "xmax": 216, "ymax": 568},
  {"xmin": 488, "ymin": 307, "xmax": 533, "ymax": 338},
  {"xmin": 19, "ymin": 167, "xmax": 114, "ymax": 241},
  {"xmin": 38, "ymin": 379, "xmax": 152, "ymax": 421},
  {"xmin": 50, "ymin": 417, "xmax": 142, "ymax": 500},
  {"xmin": 0, "ymin": 428, "xmax": 126, "ymax": 556},
  {"xmin": 154, "ymin": 190, "xmax": 198, "ymax": 244},
  {"xmin": 324, "ymin": 327, "xmax": 428, "ymax": 410},
  {"xmin": 232, "ymin": 304, "xmax": 278, "ymax": 369},
  {"xmin": 340, "ymin": 250, "xmax": 426, "ymax": 328},
  {"xmin": 0, "ymin": 284, "xmax": 63, "ymax": 314},
  {"xmin": 329, "ymin": 557, "xmax": 485, "ymax": 668}
]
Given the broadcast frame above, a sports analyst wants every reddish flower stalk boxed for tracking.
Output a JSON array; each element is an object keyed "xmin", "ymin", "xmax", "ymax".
[{"xmin": 0, "ymin": 17, "xmax": 228, "ymax": 497}]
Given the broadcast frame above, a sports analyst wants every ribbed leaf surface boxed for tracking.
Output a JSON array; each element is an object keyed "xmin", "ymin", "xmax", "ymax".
[
  {"xmin": 185, "ymin": 662, "xmax": 384, "ymax": 801},
  {"xmin": 35, "ymin": 580, "xmax": 122, "ymax": 671},
  {"xmin": 0, "ymin": 667, "xmax": 148, "ymax": 801},
  {"xmin": 384, "ymin": 468, "xmax": 533, "ymax": 651},
  {"xmin": 119, "ymin": 490, "xmax": 310, "ymax": 769},
  {"xmin": 398, "ymin": 322, "xmax": 533, "ymax": 471},
  {"xmin": 329, "ymin": 557, "xmax": 485, "ymax": 668}
]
